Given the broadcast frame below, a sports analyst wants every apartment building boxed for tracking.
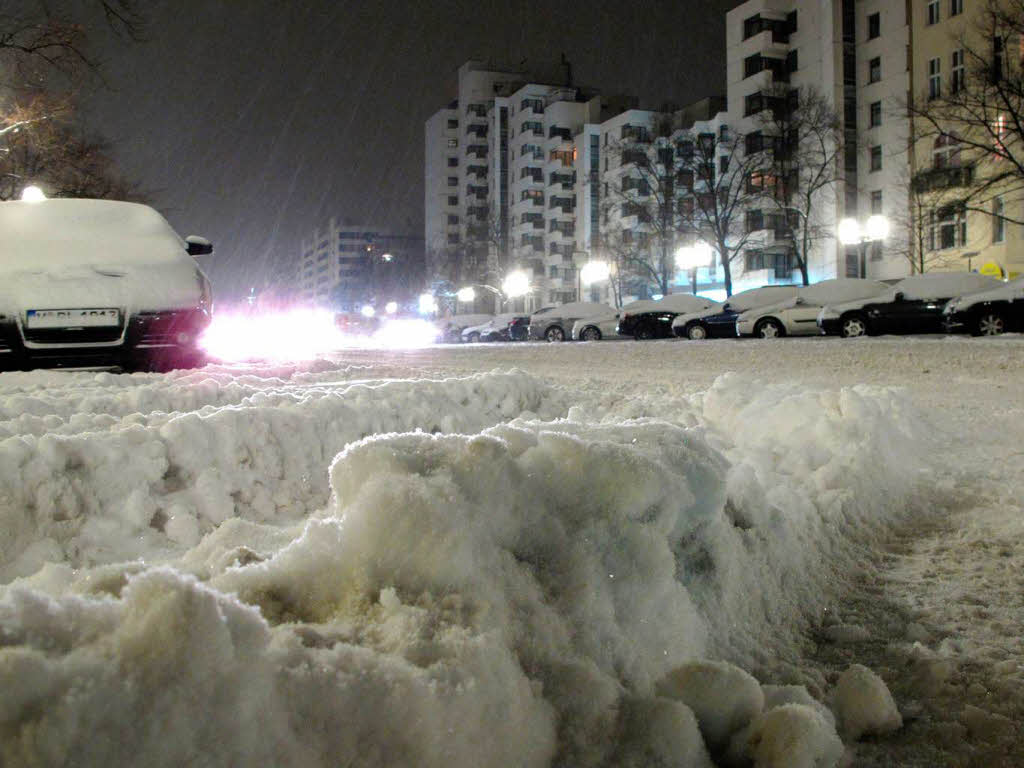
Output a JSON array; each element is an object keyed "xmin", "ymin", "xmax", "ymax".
[
  {"xmin": 725, "ymin": 0, "xmax": 912, "ymax": 288},
  {"xmin": 908, "ymin": 0, "xmax": 1023, "ymax": 279},
  {"xmin": 298, "ymin": 218, "xmax": 424, "ymax": 309}
]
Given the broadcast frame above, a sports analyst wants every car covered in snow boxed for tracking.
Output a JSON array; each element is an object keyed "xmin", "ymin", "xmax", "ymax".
[
  {"xmin": 616, "ymin": 293, "xmax": 720, "ymax": 340},
  {"xmin": 571, "ymin": 300, "xmax": 664, "ymax": 341},
  {"xmin": 943, "ymin": 276, "xmax": 1024, "ymax": 336},
  {"xmin": 527, "ymin": 301, "xmax": 611, "ymax": 342},
  {"xmin": 461, "ymin": 313, "xmax": 530, "ymax": 342},
  {"xmin": 436, "ymin": 313, "xmax": 493, "ymax": 343},
  {"xmin": 737, "ymin": 279, "xmax": 891, "ymax": 339},
  {"xmin": 0, "ymin": 198, "xmax": 213, "ymax": 371},
  {"xmin": 817, "ymin": 273, "xmax": 1003, "ymax": 338},
  {"xmin": 671, "ymin": 285, "xmax": 798, "ymax": 340}
]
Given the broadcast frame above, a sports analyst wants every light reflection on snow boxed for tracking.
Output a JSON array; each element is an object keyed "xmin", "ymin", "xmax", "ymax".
[{"xmin": 199, "ymin": 309, "xmax": 438, "ymax": 361}]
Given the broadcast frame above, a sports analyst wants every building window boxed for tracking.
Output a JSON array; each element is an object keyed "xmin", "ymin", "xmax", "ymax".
[
  {"xmin": 447, "ymin": 157, "xmax": 458, "ymax": 167},
  {"xmin": 447, "ymin": 119, "xmax": 458, "ymax": 129},
  {"xmin": 871, "ymin": 190, "xmax": 883, "ymax": 214},
  {"xmin": 928, "ymin": 57, "xmax": 941, "ymax": 99},
  {"xmin": 933, "ymin": 133, "xmax": 963, "ymax": 168},
  {"xmin": 870, "ymin": 101, "xmax": 882, "ymax": 127},
  {"xmin": 952, "ymin": 50, "xmax": 965, "ymax": 93},
  {"xmin": 927, "ymin": 0, "xmax": 940, "ymax": 25},
  {"xmin": 950, "ymin": 0, "xmax": 963, "ymax": 16},
  {"xmin": 719, "ymin": 155, "xmax": 730, "ymax": 173},
  {"xmin": 787, "ymin": 10, "xmax": 797, "ymax": 33},
  {"xmin": 447, "ymin": 139, "xmax": 458, "ymax": 148},
  {"xmin": 447, "ymin": 176, "xmax": 457, "ymax": 186},
  {"xmin": 447, "ymin": 233, "xmax": 460, "ymax": 245},
  {"xmin": 868, "ymin": 12, "xmax": 880, "ymax": 39},
  {"xmin": 870, "ymin": 242, "xmax": 883, "ymax": 261},
  {"xmin": 787, "ymin": 49, "xmax": 798, "ymax": 73},
  {"xmin": 447, "ymin": 195, "xmax": 458, "ymax": 206},
  {"xmin": 870, "ymin": 146, "xmax": 883, "ymax": 171},
  {"xmin": 869, "ymin": 57, "xmax": 881, "ymax": 83},
  {"xmin": 993, "ymin": 197, "xmax": 1006, "ymax": 242},
  {"xmin": 931, "ymin": 205, "xmax": 966, "ymax": 249},
  {"xmin": 992, "ymin": 36, "xmax": 1005, "ymax": 82}
]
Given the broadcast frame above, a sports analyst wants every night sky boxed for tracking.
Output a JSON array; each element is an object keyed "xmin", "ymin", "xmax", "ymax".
[{"xmin": 84, "ymin": 0, "xmax": 736, "ymax": 299}]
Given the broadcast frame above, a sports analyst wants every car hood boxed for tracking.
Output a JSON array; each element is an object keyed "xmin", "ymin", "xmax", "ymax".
[
  {"xmin": 821, "ymin": 291, "xmax": 899, "ymax": 317},
  {"xmin": 945, "ymin": 277, "xmax": 1024, "ymax": 312},
  {"xmin": 671, "ymin": 305, "xmax": 729, "ymax": 327},
  {"xmin": 736, "ymin": 297, "xmax": 798, "ymax": 320},
  {"xmin": 0, "ymin": 251, "xmax": 203, "ymax": 316}
]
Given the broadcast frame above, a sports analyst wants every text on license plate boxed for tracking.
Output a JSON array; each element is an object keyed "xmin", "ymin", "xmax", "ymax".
[{"xmin": 26, "ymin": 308, "xmax": 120, "ymax": 328}]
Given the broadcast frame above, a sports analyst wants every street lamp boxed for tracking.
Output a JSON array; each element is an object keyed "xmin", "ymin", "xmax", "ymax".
[
  {"xmin": 418, "ymin": 293, "xmax": 438, "ymax": 315},
  {"xmin": 502, "ymin": 270, "xmax": 530, "ymax": 299},
  {"xmin": 360, "ymin": 305, "xmax": 376, "ymax": 318},
  {"xmin": 838, "ymin": 215, "xmax": 889, "ymax": 278},
  {"xmin": 385, "ymin": 301, "xmax": 398, "ymax": 315},
  {"xmin": 675, "ymin": 242, "xmax": 713, "ymax": 295},
  {"xmin": 579, "ymin": 260, "xmax": 610, "ymax": 302},
  {"xmin": 456, "ymin": 286, "xmax": 476, "ymax": 304},
  {"xmin": 21, "ymin": 185, "xmax": 45, "ymax": 203}
]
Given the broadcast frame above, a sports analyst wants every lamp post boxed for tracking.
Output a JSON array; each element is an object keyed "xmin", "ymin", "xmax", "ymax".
[
  {"xmin": 837, "ymin": 215, "xmax": 889, "ymax": 278},
  {"xmin": 501, "ymin": 270, "xmax": 531, "ymax": 311},
  {"xmin": 675, "ymin": 242, "xmax": 713, "ymax": 295},
  {"xmin": 579, "ymin": 260, "xmax": 610, "ymax": 303}
]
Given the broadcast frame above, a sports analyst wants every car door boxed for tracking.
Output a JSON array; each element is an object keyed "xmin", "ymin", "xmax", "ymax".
[{"xmin": 783, "ymin": 301, "xmax": 826, "ymax": 335}]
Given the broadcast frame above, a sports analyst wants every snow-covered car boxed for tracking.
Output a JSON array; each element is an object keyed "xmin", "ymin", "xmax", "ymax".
[
  {"xmin": 738, "ymin": 279, "xmax": 890, "ymax": 338},
  {"xmin": 943, "ymin": 276, "xmax": 1024, "ymax": 336},
  {"xmin": 817, "ymin": 273, "xmax": 1003, "ymax": 338},
  {"xmin": 671, "ymin": 286, "xmax": 798, "ymax": 340},
  {"xmin": 616, "ymin": 293, "xmax": 720, "ymax": 340},
  {"xmin": 571, "ymin": 300, "xmax": 663, "ymax": 341},
  {"xmin": 527, "ymin": 301, "xmax": 611, "ymax": 342},
  {"xmin": 0, "ymin": 198, "xmax": 213, "ymax": 372},
  {"xmin": 461, "ymin": 313, "xmax": 527, "ymax": 343},
  {"xmin": 436, "ymin": 313, "xmax": 493, "ymax": 343}
]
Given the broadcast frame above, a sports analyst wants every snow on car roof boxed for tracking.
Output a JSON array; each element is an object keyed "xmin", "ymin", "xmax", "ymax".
[
  {"xmin": 1, "ymin": 198, "xmax": 183, "ymax": 250},
  {"xmin": 651, "ymin": 293, "xmax": 719, "ymax": 312},
  {"xmin": 893, "ymin": 273, "xmax": 1003, "ymax": 300},
  {"xmin": 795, "ymin": 278, "xmax": 890, "ymax": 306},
  {"xmin": 724, "ymin": 285, "xmax": 799, "ymax": 312},
  {"xmin": 530, "ymin": 301, "xmax": 610, "ymax": 319}
]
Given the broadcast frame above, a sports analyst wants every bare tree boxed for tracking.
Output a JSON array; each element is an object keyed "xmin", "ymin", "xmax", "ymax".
[
  {"xmin": 908, "ymin": 0, "xmax": 1024, "ymax": 224},
  {"xmin": 756, "ymin": 86, "xmax": 845, "ymax": 285}
]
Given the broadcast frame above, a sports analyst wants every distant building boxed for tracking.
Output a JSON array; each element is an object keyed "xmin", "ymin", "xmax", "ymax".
[{"xmin": 297, "ymin": 218, "xmax": 424, "ymax": 310}]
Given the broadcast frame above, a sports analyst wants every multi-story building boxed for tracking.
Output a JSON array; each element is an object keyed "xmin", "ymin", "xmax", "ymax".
[
  {"xmin": 297, "ymin": 218, "xmax": 424, "ymax": 310},
  {"xmin": 908, "ymin": 0, "xmax": 1023, "ymax": 279},
  {"xmin": 725, "ymin": 0, "xmax": 912, "ymax": 288}
]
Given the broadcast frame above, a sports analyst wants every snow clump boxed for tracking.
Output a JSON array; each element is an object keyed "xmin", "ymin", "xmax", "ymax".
[{"xmin": 833, "ymin": 663, "xmax": 903, "ymax": 740}]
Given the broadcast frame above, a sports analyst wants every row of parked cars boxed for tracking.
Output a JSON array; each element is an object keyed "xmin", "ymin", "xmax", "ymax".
[{"xmin": 438, "ymin": 273, "xmax": 1024, "ymax": 344}]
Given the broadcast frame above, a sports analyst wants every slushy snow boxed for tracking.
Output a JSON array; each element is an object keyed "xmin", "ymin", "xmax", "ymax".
[{"xmin": 2, "ymin": 336, "xmax": 1018, "ymax": 766}]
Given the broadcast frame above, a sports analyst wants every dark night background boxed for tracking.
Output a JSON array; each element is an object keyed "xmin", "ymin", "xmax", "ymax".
[{"xmin": 83, "ymin": 0, "xmax": 736, "ymax": 299}]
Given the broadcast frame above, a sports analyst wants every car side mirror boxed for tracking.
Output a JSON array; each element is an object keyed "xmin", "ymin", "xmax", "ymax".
[
  {"xmin": 893, "ymin": 291, "xmax": 905, "ymax": 302},
  {"xmin": 794, "ymin": 297, "xmax": 805, "ymax": 305},
  {"xmin": 186, "ymin": 235, "xmax": 213, "ymax": 256}
]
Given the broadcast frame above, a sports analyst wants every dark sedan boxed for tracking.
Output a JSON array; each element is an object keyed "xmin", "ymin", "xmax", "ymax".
[
  {"xmin": 672, "ymin": 285, "xmax": 798, "ymax": 340},
  {"xmin": 943, "ymin": 277, "xmax": 1024, "ymax": 335},
  {"xmin": 616, "ymin": 294, "xmax": 717, "ymax": 340}
]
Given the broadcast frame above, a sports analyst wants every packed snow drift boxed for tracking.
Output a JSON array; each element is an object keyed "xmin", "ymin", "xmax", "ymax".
[{"xmin": 0, "ymin": 356, "xmax": 943, "ymax": 766}]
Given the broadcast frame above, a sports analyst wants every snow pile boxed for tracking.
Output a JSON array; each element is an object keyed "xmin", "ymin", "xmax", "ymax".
[
  {"xmin": 0, "ymin": 370, "xmax": 934, "ymax": 766},
  {"xmin": 833, "ymin": 664, "xmax": 903, "ymax": 741},
  {"xmin": 0, "ymin": 369, "xmax": 559, "ymax": 581}
]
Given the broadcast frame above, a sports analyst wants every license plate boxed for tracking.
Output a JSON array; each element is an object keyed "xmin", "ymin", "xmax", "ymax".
[{"xmin": 26, "ymin": 308, "xmax": 120, "ymax": 329}]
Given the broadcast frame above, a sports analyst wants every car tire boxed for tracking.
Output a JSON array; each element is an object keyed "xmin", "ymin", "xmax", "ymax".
[
  {"xmin": 685, "ymin": 323, "xmax": 709, "ymax": 340},
  {"xmin": 580, "ymin": 326, "xmax": 602, "ymax": 341},
  {"xmin": 974, "ymin": 311, "xmax": 1006, "ymax": 336},
  {"xmin": 545, "ymin": 326, "xmax": 565, "ymax": 342},
  {"xmin": 466, "ymin": 332, "xmax": 480, "ymax": 343},
  {"xmin": 754, "ymin": 318, "xmax": 784, "ymax": 339},
  {"xmin": 840, "ymin": 313, "xmax": 868, "ymax": 338},
  {"xmin": 634, "ymin": 325, "xmax": 655, "ymax": 341}
]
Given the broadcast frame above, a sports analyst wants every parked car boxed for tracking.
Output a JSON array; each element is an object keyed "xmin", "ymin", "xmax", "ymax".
[
  {"xmin": 616, "ymin": 294, "xmax": 720, "ymax": 340},
  {"xmin": 436, "ymin": 313, "xmax": 493, "ymax": 343},
  {"xmin": 528, "ymin": 301, "xmax": 611, "ymax": 342},
  {"xmin": 738, "ymin": 279, "xmax": 890, "ymax": 338},
  {"xmin": 571, "ymin": 300, "xmax": 663, "ymax": 341},
  {"xmin": 0, "ymin": 198, "xmax": 213, "ymax": 372},
  {"xmin": 943, "ymin": 276, "xmax": 1024, "ymax": 336},
  {"xmin": 461, "ymin": 313, "xmax": 529, "ymax": 342},
  {"xmin": 817, "ymin": 273, "xmax": 1003, "ymax": 337},
  {"xmin": 671, "ymin": 285, "xmax": 798, "ymax": 340}
]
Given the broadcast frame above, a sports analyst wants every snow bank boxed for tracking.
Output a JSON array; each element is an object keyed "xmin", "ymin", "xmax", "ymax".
[
  {"xmin": 0, "ymin": 369, "xmax": 559, "ymax": 580},
  {"xmin": 833, "ymin": 664, "xmax": 902, "ymax": 740},
  {"xmin": 0, "ymin": 369, "xmax": 935, "ymax": 766}
]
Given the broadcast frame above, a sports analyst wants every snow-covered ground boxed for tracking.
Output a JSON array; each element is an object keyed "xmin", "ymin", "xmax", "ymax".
[{"xmin": 0, "ymin": 336, "xmax": 1021, "ymax": 767}]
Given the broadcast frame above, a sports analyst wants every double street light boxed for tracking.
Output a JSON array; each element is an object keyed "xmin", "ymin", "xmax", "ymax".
[{"xmin": 838, "ymin": 215, "xmax": 889, "ymax": 278}]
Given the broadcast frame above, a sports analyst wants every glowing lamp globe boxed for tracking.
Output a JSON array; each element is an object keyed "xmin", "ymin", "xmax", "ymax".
[
  {"xmin": 360, "ymin": 305, "xmax": 375, "ymax": 318},
  {"xmin": 502, "ymin": 270, "xmax": 530, "ymax": 298},
  {"xmin": 865, "ymin": 215, "xmax": 890, "ymax": 241},
  {"xmin": 457, "ymin": 287, "xmax": 476, "ymax": 303},
  {"xmin": 21, "ymin": 185, "xmax": 46, "ymax": 203},
  {"xmin": 385, "ymin": 301, "xmax": 398, "ymax": 314},
  {"xmin": 580, "ymin": 261, "xmax": 610, "ymax": 285},
  {"xmin": 837, "ymin": 218, "xmax": 861, "ymax": 246}
]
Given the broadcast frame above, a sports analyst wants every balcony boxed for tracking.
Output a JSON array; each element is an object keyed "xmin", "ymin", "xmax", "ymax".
[
  {"xmin": 520, "ymin": 167, "xmax": 543, "ymax": 183},
  {"xmin": 467, "ymin": 144, "xmax": 488, "ymax": 159},
  {"xmin": 621, "ymin": 125, "xmax": 651, "ymax": 144},
  {"xmin": 912, "ymin": 165, "xmax": 975, "ymax": 192},
  {"xmin": 549, "ymin": 221, "xmax": 575, "ymax": 237},
  {"xmin": 467, "ymin": 164, "xmax": 487, "ymax": 179},
  {"xmin": 549, "ymin": 195, "xmax": 575, "ymax": 213},
  {"xmin": 466, "ymin": 124, "xmax": 488, "ymax": 138},
  {"xmin": 549, "ymin": 172, "xmax": 575, "ymax": 189},
  {"xmin": 621, "ymin": 149, "xmax": 649, "ymax": 167},
  {"xmin": 548, "ymin": 126, "xmax": 572, "ymax": 141}
]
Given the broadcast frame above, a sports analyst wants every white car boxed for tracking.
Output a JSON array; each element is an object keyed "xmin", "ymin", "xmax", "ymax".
[
  {"xmin": 0, "ymin": 198, "xmax": 213, "ymax": 372},
  {"xmin": 437, "ymin": 313, "xmax": 493, "ymax": 343},
  {"xmin": 671, "ymin": 286, "xmax": 798, "ymax": 340},
  {"xmin": 571, "ymin": 300, "xmax": 663, "ymax": 341},
  {"xmin": 737, "ymin": 278, "xmax": 890, "ymax": 338},
  {"xmin": 461, "ymin": 313, "xmax": 521, "ymax": 343},
  {"xmin": 528, "ymin": 301, "xmax": 612, "ymax": 342}
]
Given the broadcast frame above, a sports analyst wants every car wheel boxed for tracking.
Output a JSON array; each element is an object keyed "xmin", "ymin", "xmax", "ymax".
[
  {"xmin": 685, "ymin": 323, "xmax": 708, "ymax": 340},
  {"xmin": 634, "ymin": 325, "xmax": 655, "ymax": 341},
  {"xmin": 580, "ymin": 326, "xmax": 602, "ymax": 341},
  {"xmin": 840, "ymin": 314, "xmax": 868, "ymax": 338},
  {"xmin": 975, "ymin": 311, "xmax": 1006, "ymax": 336},
  {"xmin": 545, "ymin": 326, "xmax": 565, "ymax": 342},
  {"xmin": 755, "ymin": 318, "xmax": 784, "ymax": 339},
  {"xmin": 466, "ymin": 332, "xmax": 480, "ymax": 343}
]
